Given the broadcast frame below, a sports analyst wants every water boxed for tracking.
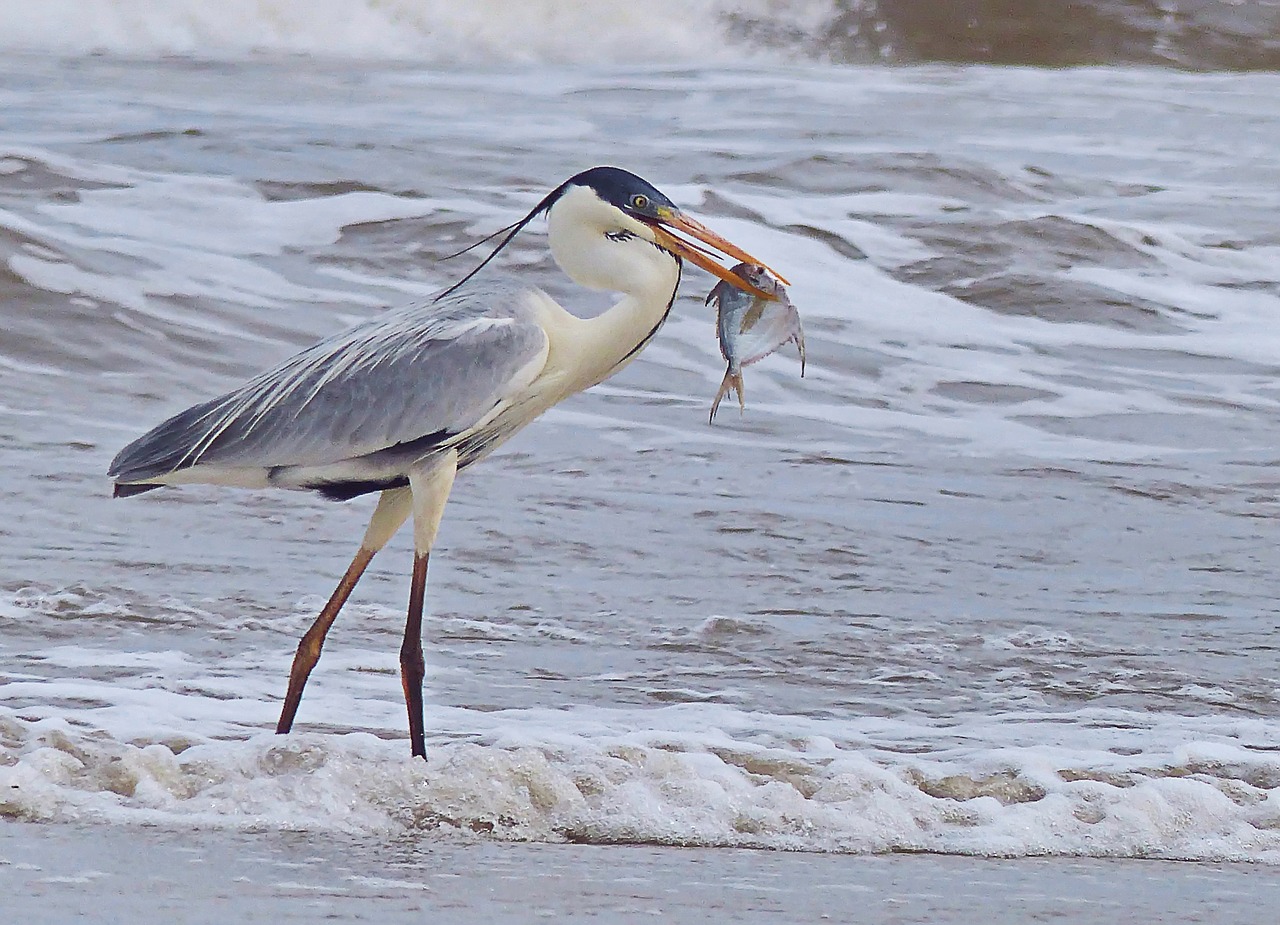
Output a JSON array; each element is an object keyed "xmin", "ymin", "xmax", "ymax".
[
  {"xmin": 6, "ymin": 822, "xmax": 1280, "ymax": 924},
  {"xmin": 1, "ymin": 2, "xmax": 1279, "ymax": 888},
  {"xmin": 4, "ymin": 1, "xmax": 1280, "ymax": 69}
]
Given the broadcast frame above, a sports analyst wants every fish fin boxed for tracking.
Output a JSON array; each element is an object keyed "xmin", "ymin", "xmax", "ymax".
[
  {"xmin": 796, "ymin": 330, "xmax": 806, "ymax": 377},
  {"xmin": 709, "ymin": 369, "xmax": 743, "ymax": 423}
]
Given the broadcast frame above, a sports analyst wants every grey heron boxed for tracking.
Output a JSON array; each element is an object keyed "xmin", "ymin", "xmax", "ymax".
[{"xmin": 109, "ymin": 166, "xmax": 785, "ymax": 758}]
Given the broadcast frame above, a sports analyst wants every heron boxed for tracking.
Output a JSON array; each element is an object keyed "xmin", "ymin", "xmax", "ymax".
[{"xmin": 109, "ymin": 166, "xmax": 785, "ymax": 758}]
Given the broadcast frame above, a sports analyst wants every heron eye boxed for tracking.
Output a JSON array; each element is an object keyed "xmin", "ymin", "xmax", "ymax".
[{"xmin": 630, "ymin": 194, "xmax": 649, "ymax": 210}]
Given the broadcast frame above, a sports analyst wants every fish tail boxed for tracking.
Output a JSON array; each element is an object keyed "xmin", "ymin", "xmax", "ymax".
[{"xmin": 709, "ymin": 369, "xmax": 744, "ymax": 422}]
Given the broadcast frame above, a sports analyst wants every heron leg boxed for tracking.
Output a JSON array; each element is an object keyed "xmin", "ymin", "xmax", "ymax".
[
  {"xmin": 402, "ymin": 552, "xmax": 429, "ymax": 758},
  {"xmin": 401, "ymin": 450, "xmax": 459, "ymax": 759},
  {"xmin": 276, "ymin": 487, "xmax": 412, "ymax": 735}
]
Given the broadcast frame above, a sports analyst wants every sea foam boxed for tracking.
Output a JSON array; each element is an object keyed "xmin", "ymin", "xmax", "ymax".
[
  {"xmin": 2, "ymin": 704, "xmax": 1277, "ymax": 860},
  {"xmin": 0, "ymin": 0, "xmax": 801, "ymax": 62}
]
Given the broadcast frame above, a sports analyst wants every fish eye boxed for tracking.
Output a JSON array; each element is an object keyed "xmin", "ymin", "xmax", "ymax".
[{"xmin": 630, "ymin": 194, "xmax": 650, "ymax": 210}]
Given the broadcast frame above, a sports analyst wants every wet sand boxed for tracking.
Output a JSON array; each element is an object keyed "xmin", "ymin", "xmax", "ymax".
[{"xmin": 2, "ymin": 821, "xmax": 1274, "ymax": 923}]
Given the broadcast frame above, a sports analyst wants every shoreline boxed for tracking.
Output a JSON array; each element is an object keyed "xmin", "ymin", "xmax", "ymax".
[{"xmin": 3, "ymin": 820, "xmax": 1277, "ymax": 923}]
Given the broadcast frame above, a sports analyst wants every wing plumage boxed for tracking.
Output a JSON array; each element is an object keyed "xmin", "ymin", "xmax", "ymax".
[{"xmin": 109, "ymin": 280, "xmax": 550, "ymax": 491}]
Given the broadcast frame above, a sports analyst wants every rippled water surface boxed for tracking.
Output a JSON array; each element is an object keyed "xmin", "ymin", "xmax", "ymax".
[{"xmin": 1, "ymin": 55, "xmax": 1279, "ymax": 862}]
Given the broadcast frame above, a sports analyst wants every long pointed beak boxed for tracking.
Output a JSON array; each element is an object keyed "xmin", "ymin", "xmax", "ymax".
[{"xmin": 648, "ymin": 208, "xmax": 788, "ymax": 300}]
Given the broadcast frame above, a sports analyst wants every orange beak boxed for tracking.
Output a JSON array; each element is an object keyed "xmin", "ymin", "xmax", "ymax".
[{"xmin": 648, "ymin": 208, "xmax": 788, "ymax": 300}]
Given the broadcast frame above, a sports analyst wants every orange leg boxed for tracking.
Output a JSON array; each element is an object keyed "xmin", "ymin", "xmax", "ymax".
[
  {"xmin": 274, "ymin": 487, "xmax": 411, "ymax": 735},
  {"xmin": 276, "ymin": 546, "xmax": 375, "ymax": 734},
  {"xmin": 398, "ymin": 450, "xmax": 459, "ymax": 759},
  {"xmin": 400, "ymin": 553, "xmax": 430, "ymax": 758}
]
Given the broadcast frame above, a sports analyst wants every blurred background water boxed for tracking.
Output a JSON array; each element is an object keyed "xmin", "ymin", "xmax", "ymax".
[{"xmin": 0, "ymin": 1, "xmax": 1278, "ymax": 864}]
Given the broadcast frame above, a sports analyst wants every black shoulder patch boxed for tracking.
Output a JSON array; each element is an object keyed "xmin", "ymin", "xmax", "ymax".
[{"xmin": 113, "ymin": 483, "xmax": 163, "ymax": 499}]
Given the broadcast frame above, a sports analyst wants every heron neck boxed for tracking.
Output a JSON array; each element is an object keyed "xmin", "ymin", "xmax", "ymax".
[
  {"xmin": 537, "ymin": 266, "xmax": 679, "ymax": 396},
  {"xmin": 577, "ymin": 278, "xmax": 679, "ymax": 388}
]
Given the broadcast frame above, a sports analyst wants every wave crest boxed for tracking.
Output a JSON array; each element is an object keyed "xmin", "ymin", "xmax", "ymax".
[
  {"xmin": 4, "ymin": 710, "xmax": 1278, "ymax": 860},
  {"xmin": 2, "ymin": 1, "xmax": 1279, "ymax": 69}
]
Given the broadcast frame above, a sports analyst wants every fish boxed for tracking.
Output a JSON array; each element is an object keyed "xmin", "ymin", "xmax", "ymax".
[{"xmin": 706, "ymin": 263, "xmax": 805, "ymax": 421}]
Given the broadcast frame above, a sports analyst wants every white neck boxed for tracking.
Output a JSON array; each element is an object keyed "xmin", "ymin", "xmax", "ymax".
[{"xmin": 540, "ymin": 185, "xmax": 682, "ymax": 391}]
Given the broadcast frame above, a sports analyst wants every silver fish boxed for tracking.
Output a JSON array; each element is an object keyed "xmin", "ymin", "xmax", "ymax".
[{"xmin": 706, "ymin": 263, "xmax": 805, "ymax": 421}]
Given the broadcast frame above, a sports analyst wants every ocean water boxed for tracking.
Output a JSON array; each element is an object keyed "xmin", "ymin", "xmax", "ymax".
[
  {"xmin": 1, "ymin": 0, "xmax": 1279, "ymax": 887},
  {"xmin": 3, "ymin": 0, "xmax": 1280, "ymax": 69}
]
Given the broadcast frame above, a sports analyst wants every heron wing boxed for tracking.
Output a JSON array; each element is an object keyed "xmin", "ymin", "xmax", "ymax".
[{"xmin": 109, "ymin": 280, "xmax": 550, "ymax": 483}]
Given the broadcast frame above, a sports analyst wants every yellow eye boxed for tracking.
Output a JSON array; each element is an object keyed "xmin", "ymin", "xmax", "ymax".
[{"xmin": 630, "ymin": 194, "xmax": 649, "ymax": 210}]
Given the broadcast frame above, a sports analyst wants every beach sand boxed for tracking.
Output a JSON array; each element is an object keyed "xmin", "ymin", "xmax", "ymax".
[{"xmin": 2, "ymin": 821, "xmax": 1274, "ymax": 923}]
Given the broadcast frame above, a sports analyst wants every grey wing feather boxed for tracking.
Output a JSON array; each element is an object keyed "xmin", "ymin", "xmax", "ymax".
[{"xmin": 109, "ymin": 280, "xmax": 549, "ymax": 483}]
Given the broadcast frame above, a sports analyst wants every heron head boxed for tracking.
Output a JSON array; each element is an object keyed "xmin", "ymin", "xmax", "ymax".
[
  {"xmin": 437, "ymin": 166, "xmax": 786, "ymax": 301},
  {"xmin": 563, "ymin": 166, "xmax": 787, "ymax": 299}
]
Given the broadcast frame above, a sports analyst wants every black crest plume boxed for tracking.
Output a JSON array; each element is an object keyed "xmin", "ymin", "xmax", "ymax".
[{"xmin": 434, "ymin": 180, "xmax": 574, "ymax": 300}]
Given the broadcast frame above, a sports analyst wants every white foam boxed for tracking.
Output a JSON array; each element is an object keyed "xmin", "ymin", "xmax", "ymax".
[
  {"xmin": 2, "ymin": 584, "xmax": 1277, "ymax": 863},
  {"xmin": 3, "ymin": 575, "xmax": 1277, "ymax": 861},
  {"xmin": 1, "ymin": 703, "xmax": 1277, "ymax": 860},
  {"xmin": 1, "ymin": 156, "xmax": 445, "ymax": 335},
  {"xmin": 0, "ymin": 0, "xmax": 809, "ymax": 62}
]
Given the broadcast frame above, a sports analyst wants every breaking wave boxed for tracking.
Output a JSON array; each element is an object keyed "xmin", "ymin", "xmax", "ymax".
[
  {"xmin": 3, "ymin": 706, "xmax": 1279, "ymax": 860},
  {"xmin": 1, "ymin": 1, "xmax": 1278, "ymax": 69}
]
